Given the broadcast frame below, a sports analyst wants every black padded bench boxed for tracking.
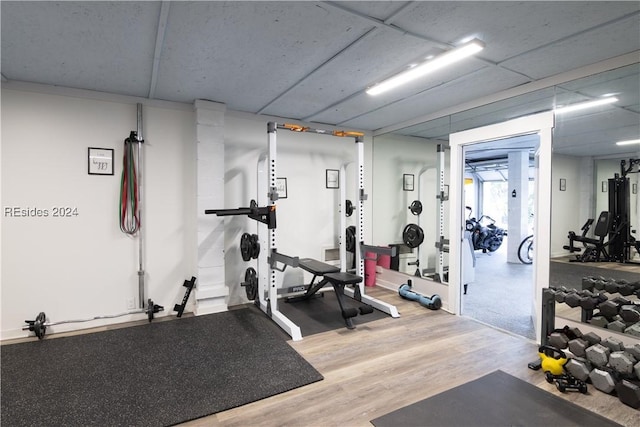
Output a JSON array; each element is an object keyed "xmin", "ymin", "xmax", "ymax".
[{"xmin": 291, "ymin": 258, "xmax": 373, "ymax": 329}]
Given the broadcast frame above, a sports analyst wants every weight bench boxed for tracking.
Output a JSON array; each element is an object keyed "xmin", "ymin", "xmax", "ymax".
[
  {"xmin": 563, "ymin": 211, "xmax": 612, "ymax": 262},
  {"xmin": 288, "ymin": 258, "xmax": 374, "ymax": 329}
]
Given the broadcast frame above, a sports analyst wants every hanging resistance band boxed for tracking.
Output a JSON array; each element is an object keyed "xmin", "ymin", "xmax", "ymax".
[{"xmin": 119, "ymin": 131, "xmax": 140, "ymax": 235}]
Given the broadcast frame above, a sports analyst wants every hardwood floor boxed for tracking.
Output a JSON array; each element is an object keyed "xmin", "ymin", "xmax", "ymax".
[{"xmin": 180, "ymin": 286, "xmax": 639, "ymax": 427}]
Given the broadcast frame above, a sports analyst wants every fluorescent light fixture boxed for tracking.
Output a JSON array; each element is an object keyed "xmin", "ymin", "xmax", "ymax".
[
  {"xmin": 616, "ymin": 138, "xmax": 640, "ymax": 146},
  {"xmin": 554, "ymin": 96, "xmax": 618, "ymax": 114},
  {"xmin": 366, "ymin": 38, "xmax": 485, "ymax": 96}
]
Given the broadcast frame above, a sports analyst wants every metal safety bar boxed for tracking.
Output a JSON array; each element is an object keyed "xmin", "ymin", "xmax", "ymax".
[{"xmin": 278, "ymin": 123, "xmax": 364, "ymax": 138}]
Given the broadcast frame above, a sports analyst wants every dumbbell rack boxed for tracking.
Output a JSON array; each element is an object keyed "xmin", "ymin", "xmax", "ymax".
[
  {"xmin": 550, "ymin": 276, "xmax": 640, "ymax": 336},
  {"xmin": 536, "ymin": 286, "xmax": 640, "ymax": 409}
]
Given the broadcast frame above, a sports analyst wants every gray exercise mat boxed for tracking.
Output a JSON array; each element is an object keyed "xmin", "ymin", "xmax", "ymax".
[
  {"xmin": 277, "ymin": 289, "xmax": 388, "ymax": 335},
  {"xmin": 371, "ymin": 370, "xmax": 622, "ymax": 427},
  {"xmin": 1, "ymin": 309, "xmax": 323, "ymax": 427}
]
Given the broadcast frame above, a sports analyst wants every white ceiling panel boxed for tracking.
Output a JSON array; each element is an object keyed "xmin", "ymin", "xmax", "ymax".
[
  {"xmin": 392, "ymin": 1, "xmax": 639, "ymax": 64},
  {"xmin": 1, "ymin": 1, "xmax": 159, "ymax": 97},
  {"xmin": 331, "ymin": 1, "xmax": 413, "ymax": 21},
  {"xmin": 153, "ymin": 1, "xmax": 372, "ymax": 109},
  {"xmin": 500, "ymin": 14, "xmax": 640, "ymax": 79}
]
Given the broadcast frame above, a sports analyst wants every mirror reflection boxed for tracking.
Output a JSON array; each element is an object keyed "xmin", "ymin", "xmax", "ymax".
[{"xmin": 372, "ymin": 62, "xmax": 640, "ymax": 340}]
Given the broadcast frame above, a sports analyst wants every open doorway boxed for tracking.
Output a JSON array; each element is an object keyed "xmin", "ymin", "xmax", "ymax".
[
  {"xmin": 461, "ymin": 137, "xmax": 538, "ymax": 339},
  {"xmin": 448, "ymin": 111, "xmax": 554, "ymax": 343}
]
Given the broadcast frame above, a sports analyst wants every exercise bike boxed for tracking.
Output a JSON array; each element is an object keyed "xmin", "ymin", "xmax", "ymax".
[{"xmin": 465, "ymin": 207, "xmax": 507, "ymax": 253}]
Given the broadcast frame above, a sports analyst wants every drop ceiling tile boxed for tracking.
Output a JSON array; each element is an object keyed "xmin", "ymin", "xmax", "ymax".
[
  {"xmin": 331, "ymin": 1, "xmax": 414, "ymax": 21},
  {"xmin": 500, "ymin": 14, "xmax": 640, "ymax": 79},
  {"xmin": 1, "ymin": 1, "xmax": 158, "ymax": 97},
  {"xmin": 391, "ymin": 2, "xmax": 639, "ymax": 63},
  {"xmin": 153, "ymin": 1, "xmax": 373, "ymax": 110}
]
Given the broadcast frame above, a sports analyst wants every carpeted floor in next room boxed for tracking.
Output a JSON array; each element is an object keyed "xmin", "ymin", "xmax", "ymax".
[{"xmin": 463, "ymin": 237, "xmax": 536, "ymax": 340}]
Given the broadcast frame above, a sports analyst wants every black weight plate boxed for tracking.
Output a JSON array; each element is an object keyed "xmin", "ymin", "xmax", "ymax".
[
  {"xmin": 250, "ymin": 234, "xmax": 260, "ymax": 259},
  {"xmin": 240, "ymin": 233, "xmax": 252, "ymax": 262},
  {"xmin": 244, "ymin": 267, "xmax": 258, "ymax": 300},
  {"xmin": 346, "ymin": 226, "xmax": 356, "ymax": 252},
  {"xmin": 409, "ymin": 200, "xmax": 423, "ymax": 215},
  {"xmin": 402, "ymin": 224, "xmax": 424, "ymax": 248},
  {"xmin": 345, "ymin": 200, "xmax": 354, "ymax": 217},
  {"xmin": 35, "ymin": 312, "xmax": 46, "ymax": 339}
]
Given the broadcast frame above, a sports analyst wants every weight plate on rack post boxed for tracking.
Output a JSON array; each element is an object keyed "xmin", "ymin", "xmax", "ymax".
[
  {"xmin": 249, "ymin": 234, "xmax": 260, "ymax": 259},
  {"xmin": 345, "ymin": 200, "xmax": 354, "ymax": 217},
  {"xmin": 409, "ymin": 200, "xmax": 423, "ymax": 215},
  {"xmin": 346, "ymin": 226, "xmax": 356, "ymax": 253},
  {"xmin": 402, "ymin": 223, "xmax": 424, "ymax": 248},
  {"xmin": 240, "ymin": 233, "xmax": 253, "ymax": 261},
  {"xmin": 243, "ymin": 267, "xmax": 258, "ymax": 300}
]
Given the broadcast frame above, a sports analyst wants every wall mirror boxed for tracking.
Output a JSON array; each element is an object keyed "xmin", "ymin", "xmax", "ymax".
[{"xmin": 372, "ymin": 62, "xmax": 640, "ymax": 340}]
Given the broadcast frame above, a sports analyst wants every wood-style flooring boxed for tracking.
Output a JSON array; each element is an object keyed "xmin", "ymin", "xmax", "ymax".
[{"xmin": 181, "ymin": 286, "xmax": 639, "ymax": 427}]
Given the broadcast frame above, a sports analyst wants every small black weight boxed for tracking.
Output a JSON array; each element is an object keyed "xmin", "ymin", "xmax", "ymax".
[
  {"xmin": 33, "ymin": 312, "xmax": 47, "ymax": 339},
  {"xmin": 408, "ymin": 200, "xmax": 423, "ymax": 215},
  {"xmin": 345, "ymin": 199, "xmax": 354, "ymax": 217}
]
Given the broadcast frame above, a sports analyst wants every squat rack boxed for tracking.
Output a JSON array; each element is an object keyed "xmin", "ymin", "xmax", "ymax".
[
  {"xmin": 207, "ymin": 122, "xmax": 398, "ymax": 340},
  {"xmin": 273, "ymin": 123, "xmax": 399, "ymax": 322}
]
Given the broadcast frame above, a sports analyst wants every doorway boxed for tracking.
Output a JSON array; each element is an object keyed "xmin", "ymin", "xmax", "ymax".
[
  {"xmin": 461, "ymin": 137, "xmax": 538, "ymax": 339},
  {"xmin": 448, "ymin": 111, "xmax": 554, "ymax": 343}
]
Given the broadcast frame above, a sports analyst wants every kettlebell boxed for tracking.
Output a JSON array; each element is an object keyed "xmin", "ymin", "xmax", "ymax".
[{"xmin": 538, "ymin": 345, "xmax": 567, "ymax": 376}]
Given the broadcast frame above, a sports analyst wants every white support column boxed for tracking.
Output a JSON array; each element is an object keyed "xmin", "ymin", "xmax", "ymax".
[
  {"xmin": 195, "ymin": 100, "xmax": 228, "ymax": 315},
  {"xmin": 507, "ymin": 151, "xmax": 529, "ymax": 263}
]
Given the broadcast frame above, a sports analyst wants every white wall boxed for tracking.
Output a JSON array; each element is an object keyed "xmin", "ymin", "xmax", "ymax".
[
  {"xmin": 1, "ymin": 85, "xmax": 377, "ymax": 338},
  {"xmin": 550, "ymin": 154, "xmax": 583, "ymax": 257},
  {"xmin": 1, "ymin": 89, "xmax": 196, "ymax": 339}
]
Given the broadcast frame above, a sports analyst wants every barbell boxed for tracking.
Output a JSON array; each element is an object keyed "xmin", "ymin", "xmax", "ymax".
[{"xmin": 23, "ymin": 299, "xmax": 164, "ymax": 340}]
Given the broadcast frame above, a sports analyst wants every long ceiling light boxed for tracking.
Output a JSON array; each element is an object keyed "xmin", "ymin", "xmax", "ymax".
[
  {"xmin": 616, "ymin": 138, "xmax": 640, "ymax": 146},
  {"xmin": 366, "ymin": 38, "xmax": 485, "ymax": 96},
  {"xmin": 554, "ymin": 96, "xmax": 618, "ymax": 114}
]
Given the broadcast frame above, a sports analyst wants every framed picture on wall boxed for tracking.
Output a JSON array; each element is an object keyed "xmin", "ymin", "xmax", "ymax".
[
  {"xmin": 88, "ymin": 147, "xmax": 114, "ymax": 175},
  {"xmin": 276, "ymin": 177, "xmax": 288, "ymax": 199},
  {"xmin": 403, "ymin": 174, "xmax": 414, "ymax": 191},
  {"xmin": 559, "ymin": 178, "xmax": 566, "ymax": 191},
  {"xmin": 326, "ymin": 169, "xmax": 339, "ymax": 189}
]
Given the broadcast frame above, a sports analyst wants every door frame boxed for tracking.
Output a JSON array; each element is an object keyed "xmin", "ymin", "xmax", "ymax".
[{"xmin": 448, "ymin": 111, "xmax": 554, "ymax": 343}]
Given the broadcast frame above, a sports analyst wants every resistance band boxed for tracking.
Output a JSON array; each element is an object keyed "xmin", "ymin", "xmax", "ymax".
[{"xmin": 119, "ymin": 132, "xmax": 140, "ymax": 235}]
